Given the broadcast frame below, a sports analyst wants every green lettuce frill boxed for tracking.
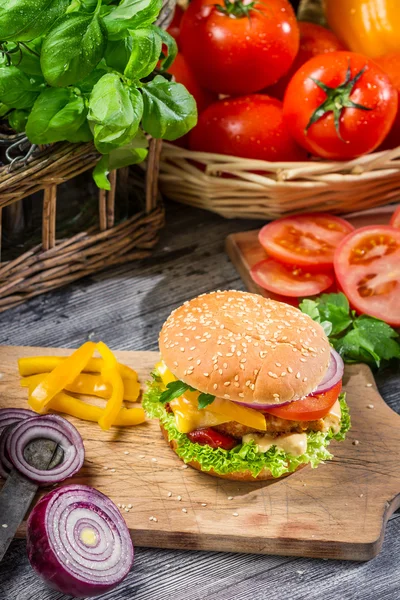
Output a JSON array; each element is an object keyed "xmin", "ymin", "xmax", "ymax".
[{"xmin": 142, "ymin": 379, "xmax": 351, "ymax": 478}]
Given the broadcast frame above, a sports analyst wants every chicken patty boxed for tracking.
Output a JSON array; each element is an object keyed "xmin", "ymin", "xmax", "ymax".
[{"xmin": 214, "ymin": 412, "xmax": 335, "ymax": 439}]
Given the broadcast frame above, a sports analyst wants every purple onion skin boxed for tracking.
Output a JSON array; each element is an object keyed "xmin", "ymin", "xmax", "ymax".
[{"xmin": 27, "ymin": 488, "xmax": 134, "ymax": 598}]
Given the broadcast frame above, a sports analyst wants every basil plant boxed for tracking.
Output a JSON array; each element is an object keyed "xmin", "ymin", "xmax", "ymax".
[{"xmin": 0, "ymin": 0, "xmax": 197, "ymax": 189}]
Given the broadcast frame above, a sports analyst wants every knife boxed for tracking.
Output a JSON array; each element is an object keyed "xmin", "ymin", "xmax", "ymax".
[{"xmin": 0, "ymin": 437, "xmax": 60, "ymax": 561}]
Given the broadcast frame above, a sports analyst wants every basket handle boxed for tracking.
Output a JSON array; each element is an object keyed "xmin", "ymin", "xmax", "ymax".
[{"xmin": 146, "ymin": 138, "xmax": 162, "ymax": 214}]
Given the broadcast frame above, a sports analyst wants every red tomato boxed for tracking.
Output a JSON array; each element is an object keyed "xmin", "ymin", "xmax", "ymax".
[
  {"xmin": 168, "ymin": 53, "xmax": 216, "ymax": 114},
  {"xmin": 390, "ymin": 205, "xmax": 400, "ymax": 228},
  {"xmin": 374, "ymin": 53, "xmax": 400, "ymax": 151},
  {"xmin": 264, "ymin": 382, "xmax": 342, "ymax": 421},
  {"xmin": 283, "ymin": 51, "xmax": 398, "ymax": 160},
  {"xmin": 166, "ymin": 5, "xmax": 184, "ymax": 46},
  {"xmin": 189, "ymin": 95, "xmax": 308, "ymax": 161},
  {"xmin": 259, "ymin": 213, "xmax": 355, "ymax": 269},
  {"xmin": 180, "ymin": 0, "xmax": 299, "ymax": 95},
  {"xmin": 187, "ymin": 427, "xmax": 237, "ymax": 450},
  {"xmin": 334, "ymin": 225, "xmax": 400, "ymax": 326},
  {"xmin": 250, "ymin": 258, "xmax": 334, "ymax": 297},
  {"xmin": 266, "ymin": 22, "xmax": 346, "ymax": 101}
]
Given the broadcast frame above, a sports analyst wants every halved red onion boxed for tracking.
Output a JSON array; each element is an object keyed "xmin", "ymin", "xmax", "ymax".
[
  {"xmin": 0, "ymin": 424, "xmax": 16, "ymax": 479},
  {"xmin": 6, "ymin": 414, "xmax": 84, "ymax": 485},
  {"xmin": 0, "ymin": 408, "xmax": 36, "ymax": 435},
  {"xmin": 312, "ymin": 348, "xmax": 344, "ymax": 396},
  {"xmin": 27, "ymin": 484, "xmax": 134, "ymax": 598}
]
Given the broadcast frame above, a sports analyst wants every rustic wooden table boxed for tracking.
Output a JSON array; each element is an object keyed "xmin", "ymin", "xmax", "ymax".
[{"xmin": 0, "ymin": 201, "xmax": 399, "ymax": 600}]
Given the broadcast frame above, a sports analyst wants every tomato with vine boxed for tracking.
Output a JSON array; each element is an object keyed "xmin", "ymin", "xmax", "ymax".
[
  {"xmin": 283, "ymin": 51, "xmax": 398, "ymax": 159},
  {"xmin": 189, "ymin": 95, "xmax": 308, "ymax": 161},
  {"xmin": 374, "ymin": 52, "xmax": 400, "ymax": 151},
  {"xmin": 179, "ymin": 0, "xmax": 299, "ymax": 95},
  {"xmin": 266, "ymin": 21, "xmax": 346, "ymax": 101}
]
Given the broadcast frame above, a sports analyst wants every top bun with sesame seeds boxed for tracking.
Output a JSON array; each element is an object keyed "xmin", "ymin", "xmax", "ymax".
[{"xmin": 159, "ymin": 290, "xmax": 331, "ymax": 406}]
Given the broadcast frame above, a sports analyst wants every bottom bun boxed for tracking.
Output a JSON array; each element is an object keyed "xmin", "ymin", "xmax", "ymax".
[{"xmin": 160, "ymin": 424, "xmax": 306, "ymax": 482}]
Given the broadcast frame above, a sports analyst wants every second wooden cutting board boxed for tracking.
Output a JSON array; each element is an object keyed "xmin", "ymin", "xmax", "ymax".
[{"xmin": 0, "ymin": 345, "xmax": 399, "ymax": 561}]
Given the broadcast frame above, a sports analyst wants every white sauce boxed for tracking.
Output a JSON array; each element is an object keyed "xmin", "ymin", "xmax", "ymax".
[{"xmin": 243, "ymin": 432, "xmax": 308, "ymax": 457}]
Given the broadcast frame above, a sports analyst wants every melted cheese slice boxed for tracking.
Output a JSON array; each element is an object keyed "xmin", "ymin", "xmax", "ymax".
[
  {"xmin": 156, "ymin": 361, "xmax": 266, "ymax": 434},
  {"xmin": 322, "ymin": 399, "xmax": 342, "ymax": 434},
  {"xmin": 243, "ymin": 432, "xmax": 308, "ymax": 457}
]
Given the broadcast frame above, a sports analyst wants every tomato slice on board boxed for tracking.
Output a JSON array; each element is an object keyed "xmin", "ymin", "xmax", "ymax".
[
  {"xmin": 264, "ymin": 382, "xmax": 342, "ymax": 421},
  {"xmin": 250, "ymin": 258, "xmax": 334, "ymax": 297},
  {"xmin": 334, "ymin": 225, "xmax": 400, "ymax": 326},
  {"xmin": 390, "ymin": 206, "xmax": 400, "ymax": 229},
  {"xmin": 259, "ymin": 213, "xmax": 355, "ymax": 269}
]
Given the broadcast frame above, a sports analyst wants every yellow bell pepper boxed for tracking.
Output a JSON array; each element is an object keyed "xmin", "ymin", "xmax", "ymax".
[
  {"xmin": 324, "ymin": 0, "xmax": 400, "ymax": 58},
  {"xmin": 21, "ymin": 373, "xmax": 140, "ymax": 403},
  {"xmin": 96, "ymin": 342, "xmax": 124, "ymax": 431},
  {"xmin": 18, "ymin": 356, "xmax": 138, "ymax": 381},
  {"xmin": 28, "ymin": 342, "xmax": 96, "ymax": 413}
]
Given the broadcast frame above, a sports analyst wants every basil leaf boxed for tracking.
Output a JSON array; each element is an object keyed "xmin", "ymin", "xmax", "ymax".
[
  {"xmin": 25, "ymin": 87, "xmax": 87, "ymax": 144},
  {"xmin": 93, "ymin": 132, "xmax": 148, "ymax": 190},
  {"xmin": 0, "ymin": 102, "xmax": 10, "ymax": 117},
  {"xmin": 105, "ymin": 37, "xmax": 133, "ymax": 72},
  {"xmin": 0, "ymin": 0, "xmax": 69, "ymax": 42},
  {"xmin": 41, "ymin": 8, "xmax": 107, "ymax": 87},
  {"xmin": 9, "ymin": 39, "xmax": 43, "ymax": 76},
  {"xmin": 76, "ymin": 67, "xmax": 107, "ymax": 94},
  {"xmin": 156, "ymin": 27, "xmax": 177, "ymax": 72},
  {"xmin": 104, "ymin": 0, "xmax": 163, "ymax": 41},
  {"xmin": 0, "ymin": 66, "xmax": 44, "ymax": 109},
  {"xmin": 88, "ymin": 73, "xmax": 143, "ymax": 152},
  {"xmin": 8, "ymin": 108, "xmax": 28, "ymax": 132},
  {"xmin": 66, "ymin": 120, "xmax": 93, "ymax": 143},
  {"xmin": 141, "ymin": 75, "xmax": 197, "ymax": 140},
  {"xmin": 124, "ymin": 28, "xmax": 162, "ymax": 81},
  {"xmin": 198, "ymin": 393, "xmax": 215, "ymax": 410},
  {"xmin": 159, "ymin": 380, "xmax": 192, "ymax": 405}
]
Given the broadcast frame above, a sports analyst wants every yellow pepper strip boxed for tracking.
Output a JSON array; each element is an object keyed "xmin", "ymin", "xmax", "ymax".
[
  {"xmin": 28, "ymin": 342, "xmax": 96, "ymax": 414},
  {"xmin": 35, "ymin": 389, "xmax": 144, "ymax": 426},
  {"xmin": 96, "ymin": 342, "xmax": 124, "ymax": 431},
  {"xmin": 18, "ymin": 356, "xmax": 138, "ymax": 381},
  {"xmin": 21, "ymin": 374, "xmax": 141, "ymax": 403}
]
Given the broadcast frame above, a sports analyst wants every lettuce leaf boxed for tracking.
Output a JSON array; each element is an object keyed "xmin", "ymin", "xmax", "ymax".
[{"xmin": 142, "ymin": 380, "xmax": 351, "ymax": 479}]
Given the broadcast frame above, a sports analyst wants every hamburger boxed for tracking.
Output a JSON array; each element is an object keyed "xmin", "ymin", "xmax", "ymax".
[{"xmin": 143, "ymin": 290, "xmax": 350, "ymax": 481}]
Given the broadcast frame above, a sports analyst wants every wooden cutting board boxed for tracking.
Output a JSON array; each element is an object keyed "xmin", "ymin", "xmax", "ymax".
[
  {"xmin": 225, "ymin": 205, "xmax": 397, "ymax": 301},
  {"xmin": 0, "ymin": 346, "xmax": 399, "ymax": 561}
]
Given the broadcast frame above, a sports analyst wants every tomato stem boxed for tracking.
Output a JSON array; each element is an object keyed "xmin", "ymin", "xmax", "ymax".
[
  {"xmin": 305, "ymin": 62, "xmax": 372, "ymax": 140},
  {"xmin": 215, "ymin": 0, "xmax": 257, "ymax": 18}
]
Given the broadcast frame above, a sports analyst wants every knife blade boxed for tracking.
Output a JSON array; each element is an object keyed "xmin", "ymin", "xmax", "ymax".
[{"xmin": 0, "ymin": 437, "xmax": 60, "ymax": 561}]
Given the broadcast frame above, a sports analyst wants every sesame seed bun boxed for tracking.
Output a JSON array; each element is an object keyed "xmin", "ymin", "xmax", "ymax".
[
  {"xmin": 159, "ymin": 290, "xmax": 330, "ymax": 406},
  {"xmin": 160, "ymin": 424, "xmax": 307, "ymax": 481}
]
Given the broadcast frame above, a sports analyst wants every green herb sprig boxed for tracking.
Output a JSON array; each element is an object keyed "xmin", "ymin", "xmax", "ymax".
[
  {"xmin": 0, "ymin": 0, "xmax": 197, "ymax": 189},
  {"xmin": 159, "ymin": 380, "xmax": 216, "ymax": 410},
  {"xmin": 300, "ymin": 293, "xmax": 400, "ymax": 368}
]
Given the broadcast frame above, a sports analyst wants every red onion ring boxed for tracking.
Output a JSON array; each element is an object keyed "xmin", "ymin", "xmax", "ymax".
[
  {"xmin": 6, "ymin": 414, "xmax": 84, "ymax": 485},
  {"xmin": 230, "ymin": 348, "xmax": 343, "ymax": 410},
  {"xmin": 27, "ymin": 484, "xmax": 134, "ymax": 597},
  {"xmin": 0, "ymin": 424, "xmax": 16, "ymax": 479},
  {"xmin": 312, "ymin": 348, "xmax": 344, "ymax": 395},
  {"xmin": 0, "ymin": 408, "xmax": 36, "ymax": 436}
]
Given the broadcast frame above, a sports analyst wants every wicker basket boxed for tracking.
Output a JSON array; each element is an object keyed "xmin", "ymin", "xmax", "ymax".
[
  {"xmin": 0, "ymin": 139, "xmax": 164, "ymax": 313},
  {"xmin": 159, "ymin": 141, "xmax": 400, "ymax": 221}
]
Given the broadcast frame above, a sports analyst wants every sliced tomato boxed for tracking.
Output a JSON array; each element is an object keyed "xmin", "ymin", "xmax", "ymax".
[
  {"xmin": 250, "ymin": 258, "xmax": 333, "ymax": 297},
  {"xmin": 264, "ymin": 381, "xmax": 342, "ymax": 421},
  {"xmin": 390, "ymin": 205, "xmax": 400, "ymax": 228},
  {"xmin": 187, "ymin": 428, "xmax": 238, "ymax": 450},
  {"xmin": 259, "ymin": 213, "xmax": 355, "ymax": 269},
  {"xmin": 334, "ymin": 225, "xmax": 400, "ymax": 326}
]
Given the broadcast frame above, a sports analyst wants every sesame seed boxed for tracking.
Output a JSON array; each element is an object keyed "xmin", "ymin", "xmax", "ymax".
[
  {"xmin": 287, "ymin": 367, "xmax": 293, "ymax": 373},
  {"xmin": 201, "ymin": 503, "xmax": 207, "ymax": 507},
  {"xmin": 367, "ymin": 404, "xmax": 374, "ymax": 409},
  {"xmin": 228, "ymin": 496, "xmax": 233, "ymax": 500},
  {"xmin": 237, "ymin": 351, "xmax": 242, "ymax": 357},
  {"xmin": 234, "ymin": 375, "xmax": 239, "ymax": 381},
  {"xmin": 268, "ymin": 371, "xmax": 278, "ymax": 379},
  {"xmin": 226, "ymin": 353, "xmax": 233, "ymax": 357},
  {"xmin": 273, "ymin": 393, "xmax": 280, "ymax": 399},
  {"xmin": 103, "ymin": 466, "xmax": 108, "ymax": 470},
  {"xmin": 232, "ymin": 513, "xmax": 239, "ymax": 517},
  {"xmin": 250, "ymin": 384, "xmax": 255, "ymax": 390},
  {"xmin": 275, "ymin": 362, "xmax": 282, "ymax": 367},
  {"xmin": 366, "ymin": 383, "xmax": 373, "ymax": 387},
  {"xmin": 223, "ymin": 363, "xmax": 228, "ymax": 369},
  {"xmin": 203, "ymin": 372, "xmax": 209, "ymax": 377},
  {"xmin": 188, "ymin": 356, "xmax": 193, "ymax": 362},
  {"xmin": 296, "ymin": 372, "xmax": 301, "ymax": 379},
  {"xmin": 182, "ymin": 465, "xmax": 188, "ymax": 469},
  {"xmin": 180, "ymin": 347, "xmax": 185, "ymax": 352},
  {"xmin": 219, "ymin": 369, "xmax": 223, "ymax": 375},
  {"xmin": 110, "ymin": 468, "xmax": 116, "ymax": 473},
  {"xmin": 177, "ymin": 496, "xmax": 182, "ymax": 501},
  {"xmin": 224, "ymin": 381, "xmax": 231, "ymax": 386},
  {"xmin": 168, "ymin": 492, "xmax": 172, "ymax": 497},
  {"xmin": 124, "ymin": 508, "xmax": 129, "ymax": 513},
  {"xmin": 139, "ymin": 455, "xmax": 145, "ymax": 459},
  {"xmin": 281, "ymin": 372, "xmax": 286, "ymax": 377},
  {"xmin": 352, "ymin": 440, "xmax": 360, "ymax": 446},
  {"xmin": 213, "ymin": 384, "xmax": 218, "ymax": 390},
  {"xmin": 224, "ymin": 393, "xmax": 231, "ymax": 399},
  {"xmin": 300, "ymin": 358, "xmax": 307, "ymax": 363},
  {"xmin": 121, "ymin": 504, "xmax": 126, "ymax": 508},
  {"xmin": 182, "ymin": 508, "xmax": 187, "ymax": 513},
  {"xmin": 124, "ymin": 451, "xmax": 129, "ymax": 455},
  {"xmin": 259, "ymin": 351, "xmax": 268, "ymax": 359},
  {"xmin": 1, "ymin": 524, "xmax": 7, "ymax": 528},
  {"xmin": 196, "ymin": 359, "xmax": 201, "ymax": 365},
  {"xmin": 238, "ymin": 393, "xmax": 244, "ymax": 398},
  {"xmin": 245, "ymin": 380, "xmax": 251, "ymax": 387}
]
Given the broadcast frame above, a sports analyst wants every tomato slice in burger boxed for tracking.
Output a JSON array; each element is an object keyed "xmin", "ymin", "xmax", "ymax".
[
  {"xmin": 334, "ymin": 225, "xmax": 400, "ymax": 326},
  {"xmin": 390, "ymin": 205, "xmax": 400, "ymax": 229},
  {"xmin": 250, "ymin": 258, "xmax": 334, "ymax": 297},
  {"xmin": 259, "ymin": 213, "xmax": 354, "ymax": 269},
  {"xmin": 264, "ymin": 382, "xmax": 342, "ymax": 421}
]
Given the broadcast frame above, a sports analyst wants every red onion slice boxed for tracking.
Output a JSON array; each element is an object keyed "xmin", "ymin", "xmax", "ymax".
[
  {"xmin": 6, "ymin": 414, "xmax": 84, "ymax": 485},
  {"xmin": 27, "ymin": 484, "xmax": 134, "ymax": 598},
  {"xmin": 0, "ymin": 424, "xmax": 16, "ymax": 479},
  {"xmin": 312, "ymin": 348, "xmax": 344, "ymax": 395},
  {"xmin": 0, "ymin": 408, "xmax": 36, "ymax": 436}
]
